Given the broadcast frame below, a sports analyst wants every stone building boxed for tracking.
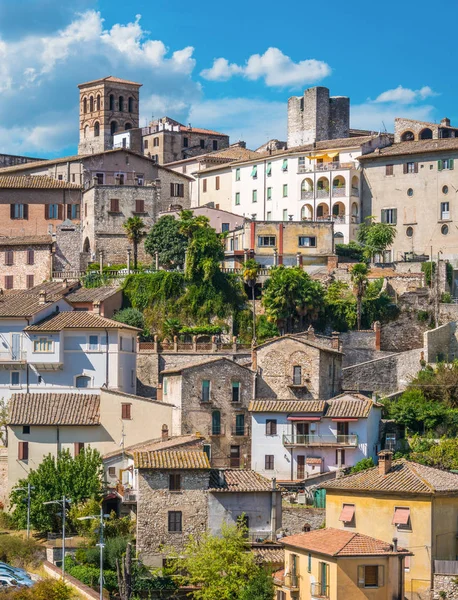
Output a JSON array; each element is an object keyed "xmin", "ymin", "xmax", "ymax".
[
  {"xmin": 394, "ymin": 116, "xmax": 458, "ymax": 143},
  {"xmin": 78, "ymin": 76, "xmax": 141, "ymax": 155},
  {"xmin": 0, "ymin": 235, "xmax": 53, "ymax": 290},
  {"xmin": 161, "ymin": 357, "xmax": 254, "ymax": 469},
  {"xmin": 134, "ymin": 448, "xmax": 281, "ymax": 567},
  {"xmin": 0, "ymin": 154, "xmax": 43, "ymax": 169}
]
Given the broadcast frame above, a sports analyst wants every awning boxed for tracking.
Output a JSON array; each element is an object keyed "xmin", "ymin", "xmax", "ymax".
[
  {"xmin": 306, "ymin": 457, "xmax": 322, "ymax": 465},
  {"xmin": 311, "ymin": 154, "xmax": 327, "ymax": 160},
  {"xmin": 287, "ymin": 416, "xmax": 321, "ymax": 421},
  {"xmin": 327, "ymin": 151, "xmax": 339, "ymax": 158},
  {"xmin": 331, "ymin": 418, "xmax": 358, "ymax": 422},
  {"xmin": 339, "ymin": 504, "xmax": 355, "ymax": 523},
  {"xmin": 392, "ymin": 507, "xmax": 410, "ymax": 525}
]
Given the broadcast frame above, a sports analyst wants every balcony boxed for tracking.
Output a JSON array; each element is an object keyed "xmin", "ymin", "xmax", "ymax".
[
  {"xmin": 231, "ymin": 425, "xmax": 250, "ymax": 437},
  {"xmin": 316, "ymin": 189, "xmax": 329, "ymax": 199},
  {"xmin": 208, "ymin": 425, "xmax": 226, "ymax": 437},
  {"xmin": 311, "ymin": 582, "xmax": 330, "ymax": 598},
  {"xmin": 0, "ymin": 350, "xmax": 27, "ymax": 366},
  {"xmin": 298, "ymin": 161, "xmax": 356, "ymax": 174},
  {"xmin": 274, "ymin": 572, "xmax": 299, "ymax": 591},
  {"xmin": 301, "ymin": 191, "xmax": 314, "ymax": 200},
  {"xmin": 282, "ymin": 434, "xmax": 358, "ymax": 447},
  {"xmin": 332, "ymin": 187, "xmax": 346, "ymax": 197}
]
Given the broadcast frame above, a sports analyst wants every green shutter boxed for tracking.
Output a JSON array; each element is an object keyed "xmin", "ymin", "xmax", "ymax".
[
  {"xmin": 251, "ymin": 165, "xmax": 258, "ymax": 177},
  {"xmin": 450, "ymin": 159, "xmax": 454, "ymax": 170},
  {"xmin": 438, "ymin": 160, "xmax": 443, "ymax": 171},
  {"xmin": 282, "ymin": 159, "xmax": 288, "ymax": 171},
  {"xmin": 253, "ymin": 190, "xmax": 257, "ymax": 203},
  {"xmin": 235, "ymin": 193, "xmax": 240, "ymax": 205},
  {"xmin": 266, "ymin": 162, "xmax": 272, "ymax": 175},
  {"xmin": 308, "ymin": 553, "xmax": 312, "ymax": 573},
  {"xmin": 393, "ymin": 208, "xmax": 397, "ymax": 224},
  {"xmin": 267, "ymin": 187, "xmax": 272, "ymax": 199}
]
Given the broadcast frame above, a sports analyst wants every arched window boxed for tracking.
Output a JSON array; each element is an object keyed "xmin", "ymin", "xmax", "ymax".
[
  {"xmin": 301, "ymin": 204, "xmax": 313, "ymax": 220},
  {"xmin": 419, "ymin": 128, "xmax": 433, "ymax": 140},
  {"xmin": 83, "ymin": 97, "xmax": 87, "ymax": 114},
  {"xmin": 401, "ymin": 130, "xmax": 415, "ymax": 142},
  {"xmin": 96, "ymin": 95, "xmax": 101, "ymax": 111},
  {"xmin": 110, "ymin": 121, "xmax": 117, "ymax": 135},
  {"xmin": 94, "ymin": 122, "xmax": 100, "ymax": 137},
  {"xmin": 76, "ymin": 375, "xmax": 91, "ymax": 388},
  {"xmin": 89, "ymin": 96, "xmax": 94, "ymax": 112},
  {"xmin": 128, "ymin": 97, "xmax": 133, "ymax": 113},
  {"xmin": 109, "ymin": 94, "xmax": 114, "ymax": 111},
  {"xmin": 84, "ymin": 125, "xmax": 89, "ymax": 138},
  {"xmin": 83, "ymin": 237, "xmax": 91, "ymax": 253},
  {"xmin": 125, "ymin": 123, "xmax": 132, "ymax": 130},
  {"xmin": 212, "ymin": 411, "xmax": 221, "ymax": 435},
  {"xmin": 119, "ymin": 96, "xmax": 124, "ymax": 112}
]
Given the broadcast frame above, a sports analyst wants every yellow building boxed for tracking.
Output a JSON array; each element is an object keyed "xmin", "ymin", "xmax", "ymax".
[
  {"xmin": 323, "ymin": 451, "xmax": 458, "ymax": 599},
  {"xmin": 275, "ymin": 527, "xmax": 410, "ymax": 600}
]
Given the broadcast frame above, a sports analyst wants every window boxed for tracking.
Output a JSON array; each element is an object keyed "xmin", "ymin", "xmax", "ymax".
[
  {"xmin": 169, "ymin": 474, "xmax": 181, "ymax": 491},
  {"xmin": 215, "ymin": 176, "xmax": 220, "ymax": 190},
  {"xmin": 385, "ymin": 164, "xmax": 394, "ymax": 176},
  {"xmin": 293, "ymin": 365, "xmax": 302, "ymax": 385},
  {"xmin": 4, "ymin": 250, "xmax": 13, "ymax": 266},
  {"xmin": 283, "ymin": 209, "xmax": 288, "ymax": 221},
  {"xmin": 10, "ymin": 204, "xmax": 27, "ymax": 220},
  {"xmin": 118, "ymin": 96, "xmax": 124, "ymax": 112},
  {"xmin": 339, "ymin": 503, "xmax": 355, "ymax": 526},
  {"xmin": 201, "ymin": 380, "xmax": 210, "ymax": 402},
  {"xmin": 33, "ymin": 338, "xmax": 52, "ymax": 353},
  {"xmin": 183, "ymin": 137, "xmax": 189, "ymax": 148},
  {"xmin": 282, "ymin": 159, "xmax": 288, "ymax": 172},
  {"xmin": 404, "ymin": 162, "xmax": 418, "ymax": 174},
  {"xmin": 406, "ymin": 226, "xmax": 414, "ymax": 238},
  {"xmin": 18, "ymin": 442, "xmax": 28, "ymax": 461},
  {"xmin": 283, "ymin": 184, "xmax": 288, "ymax": 197},
  {"xmin": 94, "ymin": 122, "xmax": 100, "ymax": 137},
  {"xmin": 153, "ymin": 137, "xmax": 159, "ymax": 147},
  {"xmin": 11, "ymin": 371, "xmax": 20, "ymax": 387},
  {"xmin": 88, "ymin": 335, "xmax": 99, "ymax": 351},
  {"xmin": 252, "ymin": 190, "xmax": 257, "ymax": 203},
  {"xmin": 212, "ymin": 411, "xmax": 221, "ymax": 435},
  {"xmin": 232, "ymin": 382, "xmax": 240, "ymax": 402},
  {"xmin": 308, "ymin": 553, "xmax": 312, "ymax": 573},
  {"xmin": 168, "ymin": 511, "xmax": 182, "ymax": 532},
  {"xmin": 26, "ymin": 275, "xmax": 34, "ymax": 289},
  {"xmin": 235, "ymin": 414, "xmax": 245, "ymax": 436},
  {"xmin": 200, "ymin": 139, "xmax": 205, "ymax": 149},
  {"xmin": 266, "ymin": 419, "xmax": 277, "ymax": 436},
  {"xmin": 170, "ymin": 183, "xmax": 184, "ymax": 198},
  {"xmin": 83, "ymin": 97, "xmax": 87, "ymax": 113},
  {"xmin": 230, "ymin": 445, "xmax": 240, "ymax": 467},
  {"xmin": 251, "ymin": 165, "xmax": 258, "ymax": 179},
  {"xmin": 203, "ymin": 444, "xmax": 211, "ymax": 459},
  {"xmin": 110, "ymin": 198, "xmax": 120, "ymax": 213},
  {"xmin": 392, "ymin": 507, "xmax": 411, "ymax": 530},
  {"xmin": 277, "ymin": 592, "xmax": 286, "ymax": 600},
  {"xmin": 4, "ymin": 276, "xmax": 13, "ymax": 290},
  {"xmin": 144, "ymin": 140, "xmax": 148, "ymax": 149},
  {"xmin": 213, "ymin": 140, "xmax": 218, "ymax": 150},
  {"xmin": 381, "ymin": 208, "xmax": 397, "ymax": 224},
  {"xmin": 441, "ymin": 201, "xmax": 450, "ymax": 219},
  {"xmin": 235, "ymin": 192, "xmax": 240, "ymax": 205},
  {"xmin": 22, "ymin": 426, "xmax": 30, "ymax": 435},
  {"xmin": 108, "ymin": 467, "xmax": 116, "ymax": 477},
  {"xmin": 135, "ymin": 199, "xmax": 145, "ymax": 213},
  {"xmin": 267, "ymin": 187, "xmax": 272, "ymax": 201},
  {"xmin": 235, "ymin": 168, "xmax": 240, "ymax": 181},
  {"xmin": 266, "ymin": 211, "xmax": 272, "ymax": 221},
  {"xmin": 89, "ymin": 96, "xmax": 94, "ymax": 112},
  {"xmin": 96, "ymin": 173, "xmax": 104, "ymax": 185},
  {"xmin": 67, "ymin": 204, "xmax": 80, "ymax": 220},
  {"xmin": 76, "ymin": 375, "xmax": 91, "ymax": 388},
  {"xmin": 109, "ymin": 94, "xmax": 114, "ymax": 111},
  {"xmin": 442, "ymin": 224, "xmax": 449, "ymax": 235},
  {"xmin": 266, "ymin": 162, "xmax": 272, "ymax": 176},
  {"xmin": 407, "ymin": 188, "xmax": 414, "ymax": 197},
  {"xmin": 438, "ymin": 159, "xmax": 455, "ymax": 171},
  {"xmin": 121, "ymin": 403, "xmax": 132, "ymax": 420},
  {"xmin": 257, "ymin": 236, "xmax": 276, "ymax": 247},
  {"xmin": 203, "ymin": 179, "xmax": 207, "ymax": 193},
  {"xmin": 163, "ymin": 377, "xmax": 168, "ymax": 395},
  {"xmin": 443, "ymin": 185, "xmax": 449, "ymax": 194},
  {"xmin": 265, "ymin": 455, "xmax": 275, "ymax": 470},
  {"xmin": 74, "ymin": 442, "xmax": 84, "ymax": 457},
  {"xmin": 128, "ymin": 97, "xmax": 133, "ymax": 113},
  {"xmin": 46, "ymin": 204, "xmax": 60, "ymax": 220},
  {"xmin": 358, "ymin": 565, "xmax": 384, "ymax": 589},
  {"xmin": 298, "ymin": 236, "xmax": 316, "ymax": 247},
  {"xmin": 221, "ymin": 223, "xmax": 230, "ymax": 233}
]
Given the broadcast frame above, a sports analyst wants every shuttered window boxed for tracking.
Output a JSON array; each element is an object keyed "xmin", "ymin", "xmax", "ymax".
[
  {"xmin": 121, "ymin": 403, "xmax": 132, "ymax": 419},
  {"xmin": 385, "ymin": 164, "xmax": 394, "ymax": 176},
  {"xmin": 381, "ymin": 208, "xmax": 397, "ymax": 224},
  {"xmin": 67, "ymin": 204, "xmax": 80, "ymax": 220},
  {"xmin": 135, "ymin": 200, "xmax": 145, "ymax": 213},
  {"xmin": 27, "ymin": 250, "xmax": 34, "ymax": 265},
  {"xmin": 4, "ymin": 276, "xmax": 13, "ymax": 290},
  {"xmin": 251, "ymin": 165, "xmax": 258, "ymax": 178},
  {"xmin": 10, "ymin": 204, "xmax": 28, "ymax": 219},
  {"xmin": 282, "ymin": 159, "xmax": 288, "ymax": 171},
  {"xmin": 265, "ymin": 455, "xmax": 274, "ymax": 470},
  {"xmin": 5, "ymin": 250, "xmax": 13, "ymax": 266},
  {"xmin": 168, "ymin": 511, "xmax": 182, "ymax": 532},
  {"xmin": 170, "ymin": 183, "xmax": 184, "ymax": 197},
  {"xmin": 169, "ymin": 474, "xmax": 181, "ymax": 491},
  {"xmin": 215, "ymin": 176, "xmax": 220, "ymax": 190},
  {"xmin": 404, "ymin": 162, "xmax": 418, "ymax": 174},
  {"xmin": 74, "ymin": 442, "xmax": 84, "ymax": 456},
  {"xmin": 358, "ymin": 565, "xmax": 384, "ymax": 588},
  {"xmin": 203, "ymin": 179, "xmax": 207, "ymax": 193},
  {"xmin": 18, "ymin": 442, "xmax": 28, "ymax": 461},
  {"xmin": 266, "ymin": 419, "xmax": 277, "ymax": 435},
  {"xmin": 110, "ymin": 199, "xmax": 120, "ymax": 213}
]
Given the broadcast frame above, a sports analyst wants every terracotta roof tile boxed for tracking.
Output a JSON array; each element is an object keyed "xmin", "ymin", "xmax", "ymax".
[
  {"xmin": 25, "ymin": 311, "xmax": 140, "ymax": 331},
  {"xmin": 0, "ymin": 175, "xmax": 82, "ymax": 189},
  {"xmin": 179, "ymin": 125, "xmax": 227, "ymax": 136},
  {"xmin": 252, "ymin": 546, "xmax": 284, "ymax": 564},
  {"xmin": 67, "ymin": 286, "xmax": 120, "ymax": 303},
  {"xmin": 281, "ymin": 528, "xmax": 410, "ymax": 556},
  {"xmin": 0, "ymin": 235, "xmax": 53, "ymax": 247},
  {"xmin": 325, "ymin": 393, "xmax": 381, "ymax": 418},
  {"xmin": 0, "ymin": 293, "xmax": 66, "ymax": 318},
  {"xmin": 134, "ymin": 450, "xmax": 211, "ymax": 470},
  {"xmin": 78, "ymin": 76, "xmax": 142, "ymax": 87},
  {"xmin": 161, "ymin": 357, "xmax": 252, "ymax": 375},
  {"xmin": 208, "ymin": 469, "xmax": 273, "ymax": 492},
  {"xmin": 359, "ymin": 138, "xmax": 458, "ymax": 160},
  {"xmin": 104, "ymin": 435, "xmax": 202, "ymax": 459},
  {"xmin": 323, "ymin": 459, "xmax": 458, "ymax": 495},
  {"xmin": 9, "ymin": 393, "xmax": 100, "ymax": 426},
  {"xmin": 249, "ymin": 400, "xmax": 326, "ymax": 413}
]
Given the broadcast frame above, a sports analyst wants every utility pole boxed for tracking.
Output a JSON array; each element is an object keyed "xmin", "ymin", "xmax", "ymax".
[
  {"xmin": 436, "ymin": 250, "xmax": 442, "ymax": 327},
  {"xmin": 78, "ymin": 508, "xmax": 109, "ymax": 600},
  {"xmin": 13, "ymin": 483, "xmax": 34, "ymax": 539},
  {"xmin": 43, "ymin": 495, "xmax": 71, "ymax": 580}
]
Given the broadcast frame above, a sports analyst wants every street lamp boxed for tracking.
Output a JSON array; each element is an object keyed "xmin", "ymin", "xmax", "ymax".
[
  {"xmin": 43, "ymin": 496, "xmax": 72, "ymax": 579},
  {"xmin": 78, "ymin": 508, "xmax": 110, "ymax": 600},
  {"xmin": 13, "ymin": 483, "xmax": 34, "ymax": 539}
]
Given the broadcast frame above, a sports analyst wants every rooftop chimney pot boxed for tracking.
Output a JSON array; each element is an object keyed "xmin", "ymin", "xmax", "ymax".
[{"xmin": 378, "ymin": 450, "xmax": 393, "ymax": 476}]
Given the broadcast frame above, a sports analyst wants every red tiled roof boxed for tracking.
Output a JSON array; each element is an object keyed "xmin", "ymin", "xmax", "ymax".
[
  {"xmin": 78, "ymin": 76, "xmax": 142, "ymax": 87},
  {"xmin": 134, "ymin": 450, "xmax": 211, "ymax": 470},
  {"xmin": 25, "ymin": 311, "xmax": 140, "ymax": 331},
  {"xmin": 0, "ymin": 175, "xmax": 82, "ymax": 189},
  {"xmin": 179, "ymin": 125, "xmax": 227, "ymax": 136},
  {"xmin": 9, "ymin": 393, "xmax": 100, "ymax": 426},
  {"xmin": 0, "ymin": 235, "xmax": 53, "ymax": 247},
  {"xmin": 208, "ymin": 469, "xmax": 273, "ymax": 492}
]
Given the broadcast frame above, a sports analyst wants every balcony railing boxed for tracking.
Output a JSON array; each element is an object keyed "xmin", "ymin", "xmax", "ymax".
[
  {"xmin": 311, "ymin": 582, "xmax": 330, "ymax": 598},
  {"xmin": 316, "ymin": 189, "xmax": 329, "ymax": 198},
  {"xmin": 0, "ymin": 350, "xmax": 26, "ymax": 362},
  {"xmin": 208, "ymin": 425, "xmax": 226, "ymax": 437},
  {"xmin": 298, "ymin": 161, "xmax": 356, "ymax": 174},
  {"xmin": 282, "ymin": 434, "xmax": 358, "ymax": 447},
  {"xmin": 332, "ymin": 187, "xmax": 346, "ymax": 197},
  {"xmin": 301, "ymin": 191, "xmax": 314, "ymax": 200},
  {"xmin": 231, "ymin": 425, "xmax": 250, "ymax": 437},
  {"xmin": 351, "ymin": 187, "xmax": 359, "ymax": 197}
]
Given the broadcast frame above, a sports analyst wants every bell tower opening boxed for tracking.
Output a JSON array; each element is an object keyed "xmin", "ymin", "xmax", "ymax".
[{"xmin": 77, "ymin": 76, "xmax": 142, "ymax": 155}]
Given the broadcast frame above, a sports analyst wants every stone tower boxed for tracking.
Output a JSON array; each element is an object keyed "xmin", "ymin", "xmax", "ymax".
[
  {"xmin": 78, "ymin": 76, "xmax": 142, "ymax": 155},
  {"xmin": 287, "ymin": 86, "xmax": 349, "ymax": 148}
]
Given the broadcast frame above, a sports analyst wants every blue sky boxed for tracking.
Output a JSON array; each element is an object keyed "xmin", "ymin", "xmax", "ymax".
[{"xmin": 0, "ymin": 0, "xmax": 456, "ymax": 157}]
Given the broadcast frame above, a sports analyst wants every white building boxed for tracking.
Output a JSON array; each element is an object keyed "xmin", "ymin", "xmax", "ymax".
[
  {"xmin": 0, "ymin": 289, "xmax": 139, "ymax": 400},
  {"xmin": 249, "ymin": 394, "xmax": 382, "ymax": 481},
  {"xmin": 196, "ymin": 135, "xmax": 392, "ymax": 244}
]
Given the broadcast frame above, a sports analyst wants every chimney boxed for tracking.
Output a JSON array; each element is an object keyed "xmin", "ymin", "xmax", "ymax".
[
  {"xmin": 392, "ymin": 537, "xmax": 398, "ymax": 552},
  {"xmin": 374, "ymin": 321, "xmax": 381, "ymax": 351},
  {"xmin": 331, "ymin": 331, "xmax": 340, "ymax": 350},
  {"xmin": 378, "ymin": 450, "xmax": 393, "ymax": 476},
  {"xmin": 161, "ymin": 424, "xmax": 169, "ymax": 441},
  {"xmin": 251, "ymin": 342, "xmax": 257, "ymax": 372},
  {"xmin": 441, "ymin": 117, "xmax": 451, "ymax": 127},
  {"xmin": 93, "ymin": 301, "xmax": 101, "ymax": 315},
  {"xmin": 39, "ymin": 290, "xmax": 47, "ymax": 305},
  {"xmin": 62, "ymin": 278, "xmax": 68, "ymax": 289}
]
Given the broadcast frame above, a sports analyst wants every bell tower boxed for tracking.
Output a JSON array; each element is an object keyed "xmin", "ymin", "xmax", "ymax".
[{"xmin": 78, "ymin": 76, "xmax": 142, "ymax": 155}]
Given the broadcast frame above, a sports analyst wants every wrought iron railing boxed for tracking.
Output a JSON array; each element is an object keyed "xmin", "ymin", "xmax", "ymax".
[
  {"xmin": 311, "ymin": 582, "xmax": 330, "ymax": 597},
  {"xmin": 282, "ymin": 434, "xmax": 358, "ymax": 446}
]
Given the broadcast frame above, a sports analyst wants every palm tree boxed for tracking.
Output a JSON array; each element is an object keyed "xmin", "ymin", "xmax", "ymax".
[
  {"xmin": 243, "ymin": 259, "xmax": 260, "ymax": 343},
  {"xmin": 351, "ymin": 262, "xmax": 369, "ymax": 331},
  {"xmin": 123, "ymin": 216, "xmax": 147, "ymax": 270}
]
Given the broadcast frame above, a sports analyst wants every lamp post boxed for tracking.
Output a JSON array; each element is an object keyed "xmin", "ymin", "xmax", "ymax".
[
  {"xmin": 43, "ymin": 496, "xmax": 71, "ymax": 579},
  {"xmin": 78, "ymin": 508, "xmax": 110, "ymax": 600},
  {"xmin": 13, "ymin": 483, "xmax": 34, "ymax": 539}
]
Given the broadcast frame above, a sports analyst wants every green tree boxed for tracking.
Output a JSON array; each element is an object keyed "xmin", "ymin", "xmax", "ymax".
[
  {"xmin": 162, "ymin": 317, "xmax": 183, "ymax": 340},
  {"xmin": 350, "ymin": 457, "xmax": 375, "ymax": 473},
  {"xmin": 112, "ymin": 308, "xmax": 145, "ymax": 330},
  {"xmin": 324, "ymin": 281, "xmax": 356, "ymax": 331},
  {"xmin": 10, "ymin": 449, "xmax": 103, "ymax": 533},
  {"xmin": 144, "ymin": 215, "xmax": 188, "ymax": 269},
  {"xmin": 358, "ymin": 217, "xmax": 396, "ymax": 262},
  {"xmin": 242, "ymin": 259, "xmax": 260, "ymax": 343},
  {"xmin": 262, "ymin": 266, "xmax": 324, "ymax": 332},
  {"xmin": 410, "ymin": 437, "xmax": 458, "ymax": 470},
  {"xmin": 123, "ymin": 216, "xmax": 147, "ymax": 270},
  {"xmin": 239, "ymin": 566, "xmax": 275, "ymax": 600},
  {"xmin": 173, "ymin": 523, "xmax": 257, "ymax": 600},
  {"xmin": 0, "ymin": 398, "xmax": 8, "ymax": 446},
  {"xmin": 351, "ymin": 263, "xmax": 369, "ymax": 331}
]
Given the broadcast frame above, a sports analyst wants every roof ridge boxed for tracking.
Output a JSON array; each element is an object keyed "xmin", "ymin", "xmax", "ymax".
[
  {"xmin": 335, "ymin": 531, "xmax": 358, "ymax": 556},
  {"xmin": 405, "ymin": 461, "xmax": 437, "ymax": 492}
]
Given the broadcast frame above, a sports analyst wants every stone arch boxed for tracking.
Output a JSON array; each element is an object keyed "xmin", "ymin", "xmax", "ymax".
[
  {"xmin": 89, "ymin": 96, "xmax": 94, "ymax": 112},
  {"xmin": 419, "ymin": 127, "xmax": 433, "ymax": 140},
  {"xmin": 83, "ymin": 237, "xmax": 91, "ymax": 253},
  {"xmin": 301, "ymin": 178, "xmax": 313, "ymax": 199},
  {"xmin": 125, "ymin": 122, "xmax": 132, "ymax": 130},
  {"xmin": 401, "ymin": 130, "xmax": 415, "ymax": 142},
  {"xmin": 317, "ymin": 176, "xmax": 329, "ymax": 193},
  {"xmin": 110, "ymin": 121, "xmax": 118, "ymax": 135},
  {"xmin": 83, "ymin": 97, "xmax": 87, "ymax": 114},
  {"xmin": 301, "ymin": 204, "xmax": 313, "ymax": 220},
  {"xmin": 332, "ymin": 175, "xmax": 346, "ymax": 196},
  {"xmin": 351, "ymin": 175, "xmax": 359, "ymax": 188},
  {"xmin": 84, "ymin": 125, "xmax": 89, "ymax": 138},
  {"xmin": 332, "ymin": 201, "xmax": 346, "ymax": 218},
  {"xmin": 351, "ymin": 201, "xmax": 359, "ymax": 217},
  {"xmin": 316, "ymin": 202, "xmax": 329, "ymax": 219},
  {"xmin": 94, "ymin": 121, "xmax": 100, "ymax": 137},
  {"xmin": 288, "ymin": 350, "xmax": 312, "ymax": 379}
]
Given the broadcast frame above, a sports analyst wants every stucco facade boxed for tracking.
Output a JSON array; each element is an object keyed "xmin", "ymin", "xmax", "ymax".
[{"xmin": 0, "ymin": 238, "xmax": 53, "ymax": 290}]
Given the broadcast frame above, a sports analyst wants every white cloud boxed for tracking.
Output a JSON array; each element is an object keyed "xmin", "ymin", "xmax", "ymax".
[
  {"xmin": 374, "ymin": 85, "xmax": 438, "ymax": 104},
  {"xmin": 200, "ymin": 47, "xmax": 331, "ymax": 87}
]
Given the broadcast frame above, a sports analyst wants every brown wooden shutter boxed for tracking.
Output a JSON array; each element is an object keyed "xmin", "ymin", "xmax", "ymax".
[
  {"xmin": 67, "ymin": 204, "xmax": 72, "ymax": 219},
  {"xmin": 136, "ymin": 199, "xmax": 144, "ymax": 213},
  {"xmin": 5, "ymin": 250, "xmax": 13, "ymax": 266},
  {"xmin": 179, "ymin": 184, "xmax": 184, "ymax": 197},
  {"xmin": 170, "ymin": 182, "xmax": 174, "ymax": 196},
  {"xmin": 74, "ymin": 442, "xmax": 84, "ymax": 456},
  {"xmin": 10, "ymin": 204, "xmax": 14, "ymax": 219},
  {"xmin": 203, "ymin": 179, "xmax": 207, "ymax": 193},
  {"xmin": 44, "ymin": 205, "xmax": 49, "ymax": 220},
  {"xmin": 403, "ymin": 163, "xmax": 408, "ymax": 174},
  {"xmin": 58, "ymin": 204, "xmax": 63, "ymax": 220},
  {"xmin": 216, "ymin": 176, "xmax": 220, "ymax": 190},
  {"xmin": 18, "ymin": 442, "xmax": 28, "ymax": 460},
  {"xmin": 4, "ymin": 276, "xmax": 13, "ymax": 290},
  {"xmin": 414, "ymin": 162, "xmax": 419, "ymax": 173},
  {"xmin": 27, "ymin": 250, "xmax": 34, "ymax": 265},
  {"xmin": 23, "ymin": 204, "xmax": 28, "ymax": 220},
  {"xmin": 121, "ymin": 404, "xmax": 131, "ymax": 419}
]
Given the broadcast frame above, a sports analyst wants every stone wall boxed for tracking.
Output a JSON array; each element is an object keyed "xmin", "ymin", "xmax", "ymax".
[
  {"xmin": 281, "ymin": 507, "xmax": 325, "ymax": 535},
  {"xmin": 340, "ymin": 329, "xmax": 384, "ymax": 367},
  {"xmin": 380, "ymin": 309, "xmax": 429, "ymax": 352},
  {"xmin": 433, "ymin": 573, "xmax": 458, "ymax": 600},
  {"xmin": 0, "ymin": 154, "xmax": 42, "ymax": 168},
  {"xmin": 0, "ymin": 242, "xmax": 52, "ymax": 290},
  {"xmin": 424, "ymin": 322, "xmax": 455, "ymax": 362},
  {"xmin": 54, "ymin": 222, "xmax": 84, "ymax": 271}
]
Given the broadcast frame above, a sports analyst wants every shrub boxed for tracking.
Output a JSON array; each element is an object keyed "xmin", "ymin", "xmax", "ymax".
[
  {"xmin": 112, "ymin": 308, "xmax": 145, "ymax": 330},
  {"xmin": 441, "ymin": 292, "xmax": 452, "ymax": 304},
  {"xmin": 65, "ymin": 557, "xmax": 118, "ymax": 593},
  {"xmin": 0, "ymin": 578, "xmax": 73, "ymax": 599},
  {"xmin": 0, "ymin": 511, "xmax": 17, "ymax": 531},
  {"xmin": 0, "ymin": 534, "xmax": 44, "ymax": 568},
  {"xmin": 335, "ymin": 241, "xmax": 365, "ymax": 261},
  {"xmin": 350, "ymin": 458, "xmax": 375, "ymax": 473},
  {"xmin": 417, "ymin": 310, "xmax": 430, "ymax": 322},
  {"xmin": 421, "ymin": 261, "xmax": 436, "ymax": 287}
]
